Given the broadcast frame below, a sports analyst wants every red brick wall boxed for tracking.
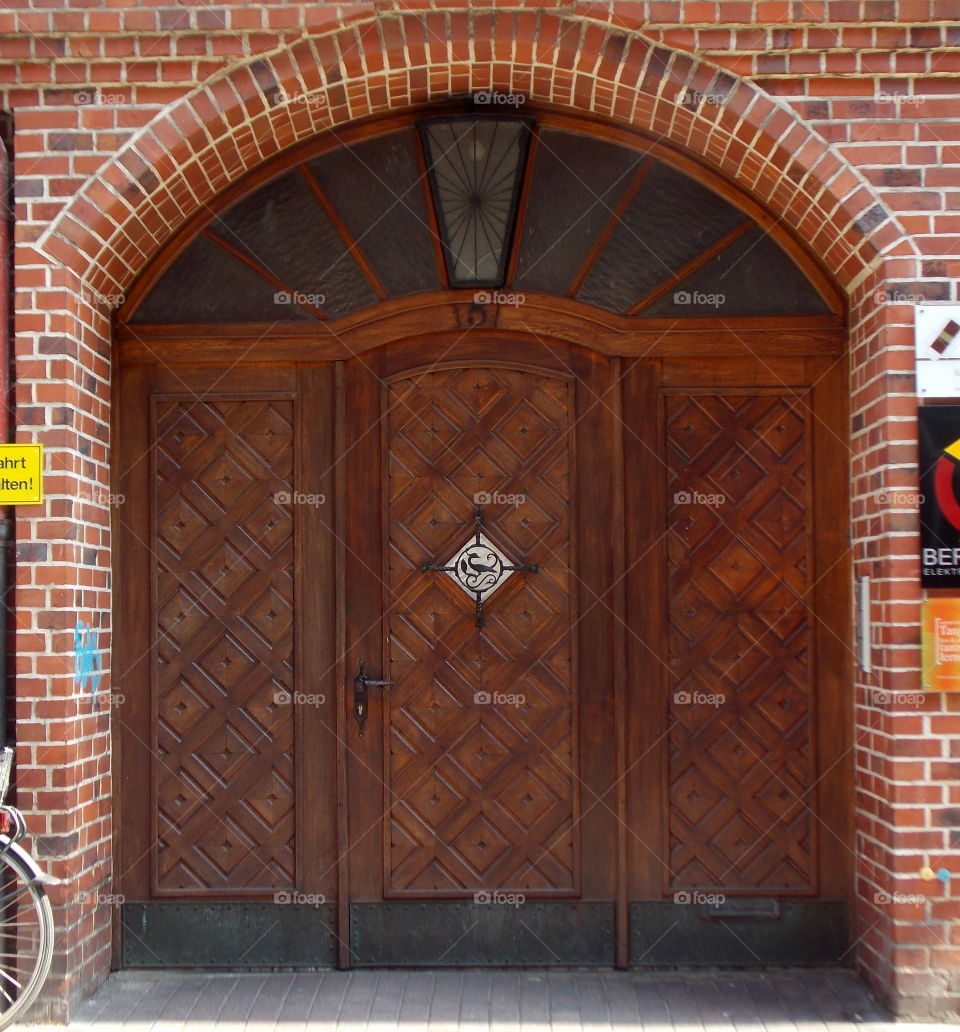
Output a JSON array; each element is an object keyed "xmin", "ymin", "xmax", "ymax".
[{"xmin": 1, "ymin": 1, "xmax": 958, "ymax": 1019}]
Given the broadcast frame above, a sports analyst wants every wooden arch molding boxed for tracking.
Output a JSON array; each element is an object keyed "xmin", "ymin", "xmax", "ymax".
[
  {"xmin": 114, "ymin": 105, "xmax": 848, "ymax": 352},
  {"xmin": 37, "ymin": 5, "xmax": 906, "ymax": 307}
]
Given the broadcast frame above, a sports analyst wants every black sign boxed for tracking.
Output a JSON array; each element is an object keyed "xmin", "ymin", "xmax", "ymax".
[{"xmin": 919, "ymin": 405, "xmax": 960, "ymax": 587}]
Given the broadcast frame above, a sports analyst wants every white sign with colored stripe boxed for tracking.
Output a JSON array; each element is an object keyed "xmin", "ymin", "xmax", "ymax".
[{"xmin": 917, "ymin": 304, "xmax": 960, "ymax": 397}]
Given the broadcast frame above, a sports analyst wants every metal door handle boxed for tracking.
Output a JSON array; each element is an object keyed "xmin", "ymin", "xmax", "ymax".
[{"xmin": 353, "ymin": 658, "xmax": 395, "ymax": 736}]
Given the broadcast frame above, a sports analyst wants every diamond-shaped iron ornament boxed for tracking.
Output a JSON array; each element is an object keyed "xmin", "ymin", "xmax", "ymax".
[
  {"xmin": 445, "ymin": 531, "xmax": 514, "ymax": 597},
  {"xmin": 421, "ymin": 507, "xmax": 538, "ymax": 628}
]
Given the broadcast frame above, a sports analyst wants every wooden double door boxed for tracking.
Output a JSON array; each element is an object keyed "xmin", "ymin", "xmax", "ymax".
[{"xmin": 115, "ymin": 336, "xmax": 850, "ymax": 968}]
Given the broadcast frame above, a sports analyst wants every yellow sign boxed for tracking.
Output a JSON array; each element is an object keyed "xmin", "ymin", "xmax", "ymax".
[
  {"xmin": 922, "ymin": 596, "xmax": 960, "ymax": 690},
  {"xmin": 0, "ymin": 444, "xmax": 43, "ymax": 505}
]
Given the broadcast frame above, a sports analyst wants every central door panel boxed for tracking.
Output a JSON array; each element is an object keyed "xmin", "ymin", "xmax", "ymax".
[
  {"xmin": 385, "ymin": 366, "xmax": 578, "ymax": 896},
  {"xmin": 343, "ymin": 339, "xmax": 617, "ymax": 964}
]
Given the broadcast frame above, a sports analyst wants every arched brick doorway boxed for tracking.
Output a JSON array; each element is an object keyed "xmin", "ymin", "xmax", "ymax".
[
  {"xmin": 24, "ymin": 5, "xmax": 932, "ymax": 1016},
  {"xmin": 111, "ymin": 107, "xmax": 851, "ymax": 969}
]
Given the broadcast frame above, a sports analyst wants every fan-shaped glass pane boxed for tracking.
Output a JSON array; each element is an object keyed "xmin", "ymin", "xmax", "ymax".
[{"xmin": 421, "ymin": 118, "xmax": 532, "ymax": 288}]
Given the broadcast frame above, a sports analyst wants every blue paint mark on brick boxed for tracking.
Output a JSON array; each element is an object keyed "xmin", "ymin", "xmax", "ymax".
[{"xmin": 74, "ymin": 620, "xmax": 100, "ymax": 693}]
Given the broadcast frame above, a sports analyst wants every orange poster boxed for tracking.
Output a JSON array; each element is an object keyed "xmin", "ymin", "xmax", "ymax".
[{"xmin": 921, "ymin": 597, "xmax": 960, "ymax": 691}]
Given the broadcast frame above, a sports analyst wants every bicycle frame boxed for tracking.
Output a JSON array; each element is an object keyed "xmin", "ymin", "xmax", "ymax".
[
  {"xmin": 0, "ymin": 838, "xmax": 53, "ymax": 889},
  {"xmin": 0, "ymin": 749, "xmax": 57, "ymax": 886}
]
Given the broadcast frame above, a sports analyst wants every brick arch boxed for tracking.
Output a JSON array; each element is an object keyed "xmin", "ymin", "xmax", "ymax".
[
  {"xmin": 38, "ymin": 5, "xmax": 913, "ymax": 301},
  {"xmin": 18, "ymin": 6, "xmax": 938, "ymax": 1021}
]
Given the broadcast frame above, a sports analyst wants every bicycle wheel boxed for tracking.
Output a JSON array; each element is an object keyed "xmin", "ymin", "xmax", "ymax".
[{"xmin": 0, "ymin": 842, "xmax": 54, "ymax": 1030}]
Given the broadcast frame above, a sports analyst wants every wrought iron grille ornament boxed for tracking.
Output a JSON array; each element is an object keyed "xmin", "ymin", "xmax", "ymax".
[
  {"xmin": 419, "ymin": 116, "xmax": 534, "ymax": 288},
  {"xmin": 421, "ymin": 507, "xmax": 538, "ymax": 627}
]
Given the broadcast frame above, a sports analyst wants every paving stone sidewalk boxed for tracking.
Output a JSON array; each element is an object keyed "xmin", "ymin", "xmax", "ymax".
[{"xmin": 12, "ymin": 968, "xmax": 956, "ymax": 1031}]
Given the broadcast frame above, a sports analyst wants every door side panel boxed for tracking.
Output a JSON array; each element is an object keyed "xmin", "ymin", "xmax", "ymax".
[
  {"xmin": 151, "ymin": 395, "xmax": 298, "ymax": 894},
  {"xmin": 663, "ymin": 392, "xmax": 816, "ymax": 895},
  {"xmin": 115, "ymin": 363, "xmax": 339, "ymax": 966}
]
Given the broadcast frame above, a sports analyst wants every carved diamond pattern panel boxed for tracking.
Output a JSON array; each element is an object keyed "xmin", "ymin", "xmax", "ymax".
[
  {"xmin": 153, "ymin": 398, "xmax": 296, "ymax": 893},
  {"xmin": 387, "ymin": 367, "xmax": 576, "ymax": 895},
  {"xmin": 665, "ymin": 395, "xmax": 815, "ymax": 894}
]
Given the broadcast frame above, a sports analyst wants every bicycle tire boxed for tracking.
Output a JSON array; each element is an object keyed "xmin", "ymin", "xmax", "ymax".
[{"xmin": 0, "ymin": 843, "xmax": 54, "ymax": 1030}]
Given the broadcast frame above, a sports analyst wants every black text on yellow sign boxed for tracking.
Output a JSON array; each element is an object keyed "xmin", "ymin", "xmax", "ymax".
[{"xmin": 0, "ymin": 445, "xmax": 43, "ymax": 505}]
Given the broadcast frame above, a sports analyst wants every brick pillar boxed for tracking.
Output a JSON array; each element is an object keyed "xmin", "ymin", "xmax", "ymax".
[
  {"xmin": 12, "ymin": 259, "xmax": 112, "ymax": 1021},
  {"xmin": 850, "ymin": 265, "xmax": 960, "ymax": 1019}
]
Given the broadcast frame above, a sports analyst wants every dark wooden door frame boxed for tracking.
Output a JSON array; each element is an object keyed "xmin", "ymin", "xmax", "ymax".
[{"xmin": 111, "ymin": 326, "xmax": 851, "ymax": 969}]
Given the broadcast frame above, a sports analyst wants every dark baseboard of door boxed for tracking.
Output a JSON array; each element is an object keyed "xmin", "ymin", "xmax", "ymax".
[
  {"xmin": 350, "ymin": 901, "xmax": 616, "ymax": 966},
  {"xmin": 121, "ymin": 902, "xmax": 338, "ymax": 968},
  {"xmin": 119, "ymin": 899, "xmax": 847, "ymax": 969},
  {"xmin": 629, "ymin": 900, "xmax": 848, "ymax": 966}
]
